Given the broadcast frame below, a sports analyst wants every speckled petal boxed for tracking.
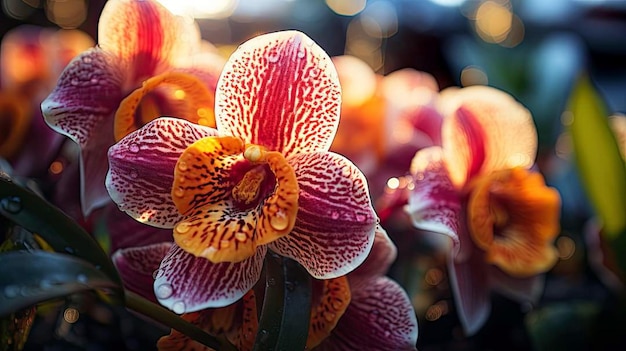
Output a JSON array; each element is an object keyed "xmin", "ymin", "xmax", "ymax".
[
  {"xmin": 215, "ymin": 30, "xmax": 341, "ymax": 157},
  {"xmin": 41, "ymin": 48, "xmax": 125, "ymax": 215},
  {"xmin": 269, "ymin": 152, "xmax": 376, "ymax": 279},
  {"xmin": 97, "ymin": 0, "xmax": 201, "ymax": 87},
  {"xmin": 153, "ymin": 245, "xmax": 266, "ymax": 312},
  {"xmin": 314, "ymin": 277, "xmax": 418, "ymax": 351},
  {"xmin": 106, "ymin": 117, "xmax": 218, "ymax": 228},
  {"xmin": 349, "ymin": 226, "xmax": 397, "ymax": 283},
  {"xmin": 112, "ymin": 242, "xmax": 172, "ymax": 302},
  {"xmin": 407, "ymin": 147, "xmax": 463, "ymax": 256},
  {"xmin": 307, "ymin": 277, "xmax": 351, "ymax": 349}
]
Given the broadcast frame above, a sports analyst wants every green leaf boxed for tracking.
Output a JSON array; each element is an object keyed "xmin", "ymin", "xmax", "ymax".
[
  {"xmin": 568, "ymin": 74, "xmax": 626, "ymax": 238},
  {"xmin": 0, "ymin": 251, "xmax": 120, "ymax": 317},
  {"xmin": 0, "ymin": 175, "xmax": 122, "ymax": 286},
  {"xmin": 253, "ymin": 252, "xmax": 312, "ymax": 351}
]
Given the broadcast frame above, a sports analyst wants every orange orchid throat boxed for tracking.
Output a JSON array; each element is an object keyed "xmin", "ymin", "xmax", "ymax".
[
  {"xmin": 466, "ymin": 167, "xmax": 561, "ymax": 277},
  {"xmin": 171, "ymin": 136, "xmax": 300, "ymax": 263}
]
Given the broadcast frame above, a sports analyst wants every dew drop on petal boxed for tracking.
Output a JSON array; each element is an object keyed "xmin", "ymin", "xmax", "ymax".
[
  {"xmin": 267, "ymin": 52, "xmax": 279, "ymax": 63},
  {"xmin": 220, "ymin": 240, "xmax": 231, "ymax": 248},
  {"xmin": 172, "ymin": 301, "xmax": 186, "ymax": 314},
  {"xmin": 355, "ymin": 213, "xmax": 366, "ymax": 222},
  {"xmin": 90, "ymin": 78, "xmax": 98, "ymax": 84},
  {"xmin": 177, "ymin": 160, "xmax": 188, "ymax": 171},
  {"xmin": 176, "ymin": 222, "xmax": 191, "ymax": 234},
  {"xmin": 330, "ymin": 211, "xmax": 340, "ymax": 220},
  {"xmin": 297, "ymin": 49, "xmax": 306, "ymax": 59},
  {"xmin": 1, "ymin": 197, "xmax": 22, "ymax": 214},
  {"xmin": 173, "ymin": 187, "xmax": 185, "ymax": 197},
  {"xmin": 129, "ymin": 143, "xmax": 140, "ymax": 153},
  {"xmin": 324, "ymin": 312, "xmax": 336, "ymax": 322},
  {"xmin": 82, "ymin": 56, "xmax": 92, "ymax": 63},
  {"xmin": 156, "ymin": 283, "xmax": 173, "ymax": 299},
  {"xmin": 270, "ymin": 211, "xmax": 289, "ymax": 230},
  {"xmin": 70, "ymin": 79, "xmax": 79, "ymax": 86},
  {"xmin": 235, "ymin": 232, "xmax": 247, "ymax": 242},
  {"xmin": 76, "ymin": 274, "xmax": 87, "ymax": 284},
  {"xmin": 130, "ymin": 171, "xmax": 138, "ymax": 179},
  {"xmin": 341, "ymin": 165, "xmax": 352, "ymax": 178}
]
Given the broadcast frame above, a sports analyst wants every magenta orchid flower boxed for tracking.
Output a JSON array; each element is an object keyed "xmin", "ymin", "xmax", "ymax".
[
  {"xmin": 41, "ymin": 0, "xmax": 223, "ymax": 216},
  {"xmin": 106, "ymin": 30, "xmax": 378, "ymax": 314},
  {"xmin": 406, "ymin": 86, "xmax": 561, "ymax": 335}
]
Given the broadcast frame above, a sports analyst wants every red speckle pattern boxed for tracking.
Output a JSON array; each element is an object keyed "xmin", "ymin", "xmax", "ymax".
[
  {"xmin": 269, "ymin": 151, "xmax": 377, "ymax": 279},
  {"xmin": 215, "ymin": 30, "xmax": 341, "ymax": 158},
  {"xmin": 106, "ymin": 117, "xmax": 218, "ymax": 228}
]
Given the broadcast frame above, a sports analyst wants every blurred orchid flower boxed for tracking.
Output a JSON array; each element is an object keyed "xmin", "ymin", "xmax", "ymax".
[
  {"xmin": 0, "ymin": 25, "xmax": 93, "ymax": 177},
  {"xmin": 128, "ymin": 227, "xmax": 417, "ymax": 350},
  {"xmin": 41, "ymin": 0, "xmax": 224, "ymax": 216},
  {"xmin": 106, "ymin": 31, "xmax": 378, "ymax": 313},
  {"xmin": 406, "ymin": 86, "xmax": 561, "ymax": 335}
]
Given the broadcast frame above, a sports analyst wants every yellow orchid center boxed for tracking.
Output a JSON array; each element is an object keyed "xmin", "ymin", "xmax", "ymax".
[
  {"xmin": 466, "ymin": 167, "xmax": 561, "ymax": 277},
  {"xmin": 171, "ymin": 136, "xmax": 299, "ymax": 263},
  {"xmin": 113, "ymin": 71, "xmax": 215, "ymax": 142}
]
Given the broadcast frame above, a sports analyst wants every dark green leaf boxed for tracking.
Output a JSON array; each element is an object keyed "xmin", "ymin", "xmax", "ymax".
[
  {"xmin": 0, "ymin": 251, "xmax": 120, "ymax": 316},
  {"xmin": 0, "ymin": 176, "xmax": 122, "ymax": 286},
  {"xmin": 253, "ymin": 252, "xmax": 312, "ymax": 351}
]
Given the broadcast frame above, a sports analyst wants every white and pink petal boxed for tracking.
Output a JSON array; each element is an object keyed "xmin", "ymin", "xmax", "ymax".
[
  {"xmin": 153, "ymin": 245, "xmax": 266, "ymax": 313},
  {"xmin": 112, "ymin": 242, "xmax": 173, "ymax": 302},
  {"xmin": 269, "ymin": 152, "xmax": 377, "ymax": 278},
  {"xmin": 106, "ymin": 117, "xmax": 218, "ymax": 228},
  {"xmin": 215, "ymin": 30, "xmax": 341, "ymax": 157},
  {"xmin": 349, "ymin": 226, "xmax": 397, "ymax": 283}
]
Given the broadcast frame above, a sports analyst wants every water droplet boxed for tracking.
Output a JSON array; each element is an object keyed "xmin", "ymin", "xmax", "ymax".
[
  {"xmin": 270, "ymin": 211, "xmax": 289, "ymax": 230},
  {"xmin": 384, "ymin": 330, "xmax": 391, "ymax": 338},
  {"xmin": 1, "ymin": 197, "xmax": 22, "ymax": 214},
  {"xmin": 267, "ymin": 278, "xmax": 276, "ymax": 287},
  {"xmin": 70, "ymin": 79, "xmax": 79, "ymax": 86},
  {"xmin": 324, "ymin": 312, "xmax": 336, "ymax": 322},
  {"xmin": 305, "ymin": 38, "xmax": 314, "ymax": 47},
  {"xmin": 341, "ymin": 165, "xmax": 351, "ymax": 177},
  {"xmin": 77, "ymin": 274, "xmax": 88, "ymax": 284},
  {"xmin": 235, "ymin": 232, "xmax": 247, "ymax": 242},
  {"xmin": 220, "ymin": 240, "xmax": 231, "ymax": 248},
  {"xmin": 172, "ymin": 301, "xmax": 186, "ymax": 314},
  {"xmin": 4, "ymin": 285, "xmax": 19, "ymax": 298},
  {"xmin": 152, "ymin": 269, "xmax": 162, "ymax": 279},
  {"xmin": 173, "ymin": 187, "xmax": 185, "ymax": 197},
  {"xmin": 297, "ymin": 49, "xmax": 306, "ymax": 59},
  {"xmin": 64, "ymin": 246, "xmax": 75, "ymax": 254},
  {"xmin": 355, "ymin": 214, "xmax": 366, "ymax": 222},
  {"xmin": 90, "ymin": 78, "xmax": 98, "ymax": 84},
  {"xmin": 130, "ymin": 171, "xmax": 138, "ymax": 179},
  {"xmin": 309, "ymin": 68, "xmax": 321, "ymax": 78},
  {"xmin": 175, "ymin": 222, "xmax": 191, "ymax": 234},
  {"xmin": 267, "ymin": 52, "xmax": 279, "ymax": 63},
  {"xmin": 82, "ymin": 56, "xmax": 92, "ymax": 63},
  {"xmin": 177, "ymin": 161, "xmax": 188, "ymax": 171},
  {"xmin": 156, "ymin": 283, "xmax": 173, "ymax": 299},
  {"xmin": 129, "ymin": 143, "xmax": 140, "ymax": 153},
  {"xmin": 330, "ymin": 211, "xmax": 339, "ymax": 220}
]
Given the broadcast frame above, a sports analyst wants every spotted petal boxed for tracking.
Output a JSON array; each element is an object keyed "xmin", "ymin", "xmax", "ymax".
[
  {"xmin": 314, "ymin": 277, "xmax": 418, "ymax": 351},
  {"xmin": 97, "ymin": 0, "xmax": 201, "ymax": 88},
  {"xmin": 439, "ymin": 86, "xmax": 537, "ymax": 186},
  {"xmin": 112, "ymin": 242, "xmax": 172, "ymax": 302},
  {"xmin": 349, "ymin": 226, "xmax": 397, "ymax": 283},
  {"xmin": 215, "ymin": 30, "xmax": 341, "ymax": 157},
  {"xmin": 270, "ymin": 152, "xmax": 377, "ymax": 278},
  {"xmin": 407, "ymin": 147, "xmax": 463, "ymax": 256},
  {"xmin": 42, "ymin": 48, "xmax": 125, "ymax": 215},
  {"xmin": 154, "ymin": 245, "xmax": 266, "ymax": 312},
  {"xmin": 106, "ymin": 117, "xmax": 218, "ymax": 228}
]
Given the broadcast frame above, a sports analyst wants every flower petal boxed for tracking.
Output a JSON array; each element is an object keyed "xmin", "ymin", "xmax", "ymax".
[
  {"xmin": 153, "ymin": 245, "xmax": 266, "ymax": 312},
  {"xmin": 349, "ymin": 226, "xmax": 397, "ymax": 282},
  {"xmin": 112, "ymin": 242, "xmax": 172, "ymax": 302},
  {"xmin": 448, "ymin": 250, "xmax": 491, "ymax": 336},
  {"xmin": 407, "ymin": 147, "xmax": 462, "ymax": 255},
  {"xmin": 490, "ymin": 265, "xmax": 544, "ymax": 303},
  {"xmin": 315, "ymin": 277, "xmax": 418, "ymax": 351},
  {"xmin": 97, "ymin": 0, "xmax": 201, "ymax": 87},
  {"xmin": 106, "ymin": 117, "xmax": 218, "ymax": 228},
  {"xmin": 270, "ymin": 152, "xmax": 377, "ymax": 278},
  {"xmin": 215, "ymin": 30, "xmax": 341, "ymax": 157},
  {"xmin": 439, "ymin": 85, "xmax": 537, "ymax": 186},
  {"xmin": 114, "ymin": 71, "xmax": 216, "ymax": 141},
  {"xmin": 42, "ymin": 48, "xmax": 125, "ymax": 215},
  {"xmin": 103, "ymin": 204, "xmax": 173, "ymax": 253},
  {"xmin": 307, "ymin": 277, "xmax": 351, "ymax": 349}
]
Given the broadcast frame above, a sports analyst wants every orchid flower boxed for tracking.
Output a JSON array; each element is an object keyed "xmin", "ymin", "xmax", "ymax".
[
  {"xmin": 116, "ymin": 227, "xmax": 417, "ymax": 350},
  {"xmin": 41, "ymin": 0, "xmax": 224, "ymax": 216},
  {"xmin": 0, "ymin": 25, "xmax": 93, "ymax": 177},
  {"xmin": 406, "ymin": 85, "xmax": 561, "ymax": 335},
  {"xmin": 106, "ymin": 31, "xmax": 378, "ymax": 314}
]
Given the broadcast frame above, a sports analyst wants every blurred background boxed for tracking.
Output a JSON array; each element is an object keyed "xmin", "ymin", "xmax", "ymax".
[{"xmin": 2, "ymin": 0, "xmax": 626, "ymax": 350}]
